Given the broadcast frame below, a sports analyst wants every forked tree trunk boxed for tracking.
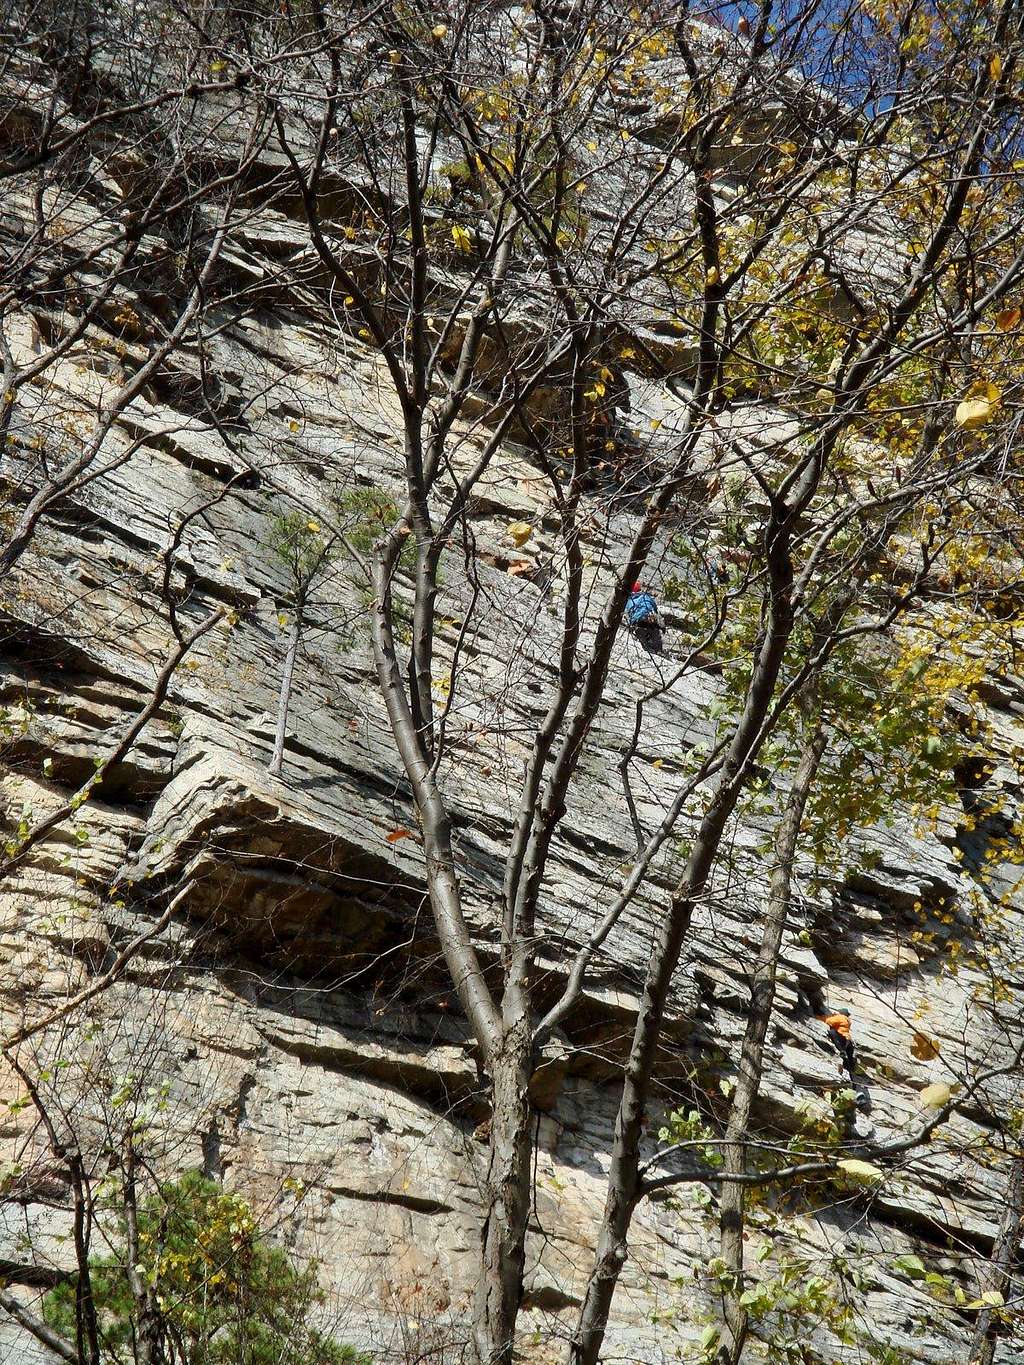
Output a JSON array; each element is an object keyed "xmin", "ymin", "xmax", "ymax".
[
  {"xmin": 474, "ymin": 1014, "xmax": 535, "ymax": 1365},
  {"xmin": 570, "ymin": 523, "xmax": 797, "ymax": 1365},
  {"xmin": 716, "ymin": 714, "xmax": 826, "ymax": 1364}
]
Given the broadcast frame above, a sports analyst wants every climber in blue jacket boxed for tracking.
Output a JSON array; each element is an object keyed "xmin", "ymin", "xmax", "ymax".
[{"xmin": 625, "ymin": 581, "xmax": 663, "ymax": 653}]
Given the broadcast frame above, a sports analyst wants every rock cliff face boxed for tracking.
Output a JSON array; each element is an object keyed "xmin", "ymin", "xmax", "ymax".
[{"xmin": 2, "ymin": 45, "xmax": 1023, "ymax": 1365}]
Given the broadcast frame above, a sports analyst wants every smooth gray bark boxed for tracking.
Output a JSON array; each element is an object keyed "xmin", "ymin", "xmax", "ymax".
[
  {"xmin": 269, "ymin": 614, "xmax": 302, "ymax": 779},
  {"xmin": 570, "ymin": 522, "xmax": 797, "ymax": 1365},
  {"xmin": 716, "ymin": 715, "xmax": 826, "ymax": 1364},
  {"xmin": 969, "ymin": 1154, "xmax": 1024, "ymax": 1365}
]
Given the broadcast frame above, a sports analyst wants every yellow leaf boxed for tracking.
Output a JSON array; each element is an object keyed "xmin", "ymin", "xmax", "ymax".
[
  {"xmin": 620, "ymin": 347, "xmax": 636, "ymax": 359},
  {"xmin": 277, "ymin": 613, "xmax": 288, "ymax": 628},
  {"xmin": 911, "ymin": 1031, "xmax": 941, "ymax": 1060},
  {"xmin": 837, "ymin": 1158, "xmax": 884, "ymax": 1182},
  {"xmin": 209, "ymin": 60, "xmax": 227, "ymax": 73},
  {"xmin": 650, "ymin": 418, "xmax": 662, "ymax": 429},
  {"xmin": 651, "ymin": 758, "xmax": 664, "ymax": 768},
  {"xmin": 919, "ymin": 1082, "xmax": 951, "ymax": 1108},
  {"xmin": 955, "ymin": 398, "xmax": 992, "ymax": 430},
  {"xmin": 779, "ymin": 141, "xmax": 798, "ymax": 155},
  {"xmin": 990, "ymin": 52, "xmax": 1003, "ymax": 79},
  {"xmin": 965, "ymin": 1290, "xmax": 1004, "ymax": 1309},
  {"xmin": 344, "ymin": 295, "xmax": 355, "ymax": 306},
  {"xmin": 507, "ymin": 520, "xmax": 533, "ymax": 547},
  {"xmin": 431, "ymin": 23, "xmax": 448, "ymax": 39},
  {"xmin": 288, "ymin": 419, "xmax": 300, "ymax": 432},
  {"xmin": 306, "ymin": 521, "xmax": 321, "ymax": 533},
  {"xmin": 587, "ymin": 140, "xmax": 598, "ymax": 152},
  {"xmin": 705, "ymin": 266, "xmax": 719, "ymax": 286},
  {"xmin": 996, "ymin": 305, "xmax": 1021, "ymax": 331},
  {"xmin": 451, "ymin": 224, "xmax": 472, "ymax": 254},
  {"xmin": 983, "ymin": 381, "xmax": 1001, "ymax": 403}
]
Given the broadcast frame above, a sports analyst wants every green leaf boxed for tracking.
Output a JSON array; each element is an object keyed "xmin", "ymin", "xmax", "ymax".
[{"xmin": 893, "ymin": 1253, "xmax": 926, "ymax": 1278}]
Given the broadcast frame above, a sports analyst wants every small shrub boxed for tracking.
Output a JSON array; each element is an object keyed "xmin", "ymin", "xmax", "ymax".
[{"xmin": 44, "ymin": 1171, "xmax": 369, "ymax": 1365}]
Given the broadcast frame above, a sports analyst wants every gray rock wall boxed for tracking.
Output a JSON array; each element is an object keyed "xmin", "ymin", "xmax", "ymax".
[{"xmin": 1, "ymin": 142, "xmax": 1022, "ymax": 1365}]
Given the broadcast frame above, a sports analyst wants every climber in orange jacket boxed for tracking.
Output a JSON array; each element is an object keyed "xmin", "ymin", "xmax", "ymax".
[{"xmin": 817, "ymin": 1007, "xmax": 856, "ymax": 1076}]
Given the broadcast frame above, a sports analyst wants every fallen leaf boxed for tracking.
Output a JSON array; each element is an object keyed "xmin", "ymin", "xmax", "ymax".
[
  {"xmin": 451, "ymin": 224, "xmax": 472, "ymax": 254},
  {"xmin": 996, "ymin": 306, "xmax": 1021, "ymax": 331},
  {"xmin": 911, "ymin": 1031, "xmax": 941, "ymax": 1061},
  {"xmin": 507, "ymin": 520, "xmax": 533, "ymax": 547},
  {"xmin": 386, "ymin": 829, "xmax": 413, "ymax": 843}
]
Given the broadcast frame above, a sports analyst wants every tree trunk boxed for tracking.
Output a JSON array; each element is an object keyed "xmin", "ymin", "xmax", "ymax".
[
  {"xmin": 968, "ymin": 1153, "xmax": 1024, "ymax": 1365},
  {"xmin": 716, "ymin": 714, "xmax": 826, "ymax": 1365},
  {"xmin": 123, "ymin": 1152, "xmax": 163, "ymax": 1365},
  {"xmin": 474, "ymin": 1014, "xmax": 534, "ymax": 1365},
  {"xmin": 570, "ymin": 906, "xmax": 694, "ymax": 1365},
  {"xmin": 269, "ymin": 615, "xmax": 301, "ymax": 778},
  {"xmin": 570, "ymin": 523, "xmax": 796, "ymax": 1365}
]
